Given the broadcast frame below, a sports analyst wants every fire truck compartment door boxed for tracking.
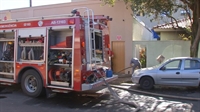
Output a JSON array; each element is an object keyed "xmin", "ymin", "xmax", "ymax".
[
  {"xmin": 81, "ymin": 75, "xmax": 118, "ymax": 91},
  {"xmin": 18, "ymin": 28, "xmax": 46, "ymax": 37}
]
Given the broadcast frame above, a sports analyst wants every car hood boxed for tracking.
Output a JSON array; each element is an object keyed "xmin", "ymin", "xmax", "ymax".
[{"xmin": 135, "ymin": 67, "xmax": 157, "ymax": 74}]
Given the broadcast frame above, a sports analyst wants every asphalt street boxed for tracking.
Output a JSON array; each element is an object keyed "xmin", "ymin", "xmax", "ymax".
[{"xmin": 0, "ymin": 83, "xmax": 200, "ymax": 112}]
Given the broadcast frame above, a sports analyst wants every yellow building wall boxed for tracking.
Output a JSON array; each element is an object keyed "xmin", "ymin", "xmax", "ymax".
[{"xmin": 160, "ymin": 32, "xmax": 182, "ymax": 40}]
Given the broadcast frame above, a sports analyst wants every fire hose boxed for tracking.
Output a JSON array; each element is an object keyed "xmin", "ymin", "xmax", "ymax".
[
  {"xmin": 110, "ymin": 85, "xmax": 200, "ymax": 101},
  {"xmin": 21, "ymin": 47, "xmax": 26, "ymax": 60},
  {"xmin": 115, "ymin": 66, "xmax": 132, "ymax": 74},
  {"xmin": 94, "ymin": 70, "xmax": 140, "ymax": 110}
]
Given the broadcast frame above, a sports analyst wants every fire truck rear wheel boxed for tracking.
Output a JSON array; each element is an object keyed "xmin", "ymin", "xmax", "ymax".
[{"xmin": 21, "ymin": 69, "xmax": 43, "ymax": 97}]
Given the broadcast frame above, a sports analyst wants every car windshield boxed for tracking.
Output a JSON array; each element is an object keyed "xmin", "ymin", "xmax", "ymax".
[{"xmin": 152, "ymin": 59, "xmax": 170, "ymax": 68}]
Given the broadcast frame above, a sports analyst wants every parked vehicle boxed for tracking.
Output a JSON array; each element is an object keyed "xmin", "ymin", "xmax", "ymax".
[
  {"xmin": 0, "ymin": 7, "xmax": 117, "ymax": 97},
  {"xmin": 132, "ymin": 57, "xmax": 200, "ymax": 89}
]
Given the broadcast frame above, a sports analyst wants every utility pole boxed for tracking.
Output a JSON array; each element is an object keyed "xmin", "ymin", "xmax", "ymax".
[{"xmin": 30, "ymin": 0, "xmax": 32, "ymax": 7}]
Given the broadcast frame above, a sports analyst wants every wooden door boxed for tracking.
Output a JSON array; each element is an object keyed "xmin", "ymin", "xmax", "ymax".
[{"xmin": 112, "ymin": 41, "xmax": 125, "ymax": 73}]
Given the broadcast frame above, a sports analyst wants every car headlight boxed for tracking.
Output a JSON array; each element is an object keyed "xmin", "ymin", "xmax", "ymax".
[
  {"xmin": 137, "ymin": 73, "xmax": 143, "ymax": 76},
  {"xmin": 133, "ymin": 72, "xmax": 143, "ymax": 76}
]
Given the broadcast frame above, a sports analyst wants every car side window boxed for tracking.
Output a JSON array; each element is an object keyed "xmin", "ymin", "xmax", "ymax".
[
  {"xmin": 163, "ymin": 60, "xmax": 182, "ymax": 70},
  {"xmin": 184, "ymin": 59, "xmax": 200, "ymax": 70}
]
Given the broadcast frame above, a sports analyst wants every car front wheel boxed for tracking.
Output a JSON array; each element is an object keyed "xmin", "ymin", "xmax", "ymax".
[{"xmin": 140, "ymin": 77, "xmax": 154, "ymax": 90}]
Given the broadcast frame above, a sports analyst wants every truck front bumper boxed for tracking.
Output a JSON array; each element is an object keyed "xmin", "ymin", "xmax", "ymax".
[{"xmin": 81, "ymin": 75, "xmax": 118, "ymax": 91}]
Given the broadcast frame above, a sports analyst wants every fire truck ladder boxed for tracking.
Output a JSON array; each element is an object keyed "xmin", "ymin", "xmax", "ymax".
[
  {"xmin": 74, "ymin": 7, "xmax": 96, "ymax": 70},
  {"xmin": 88, "ymin": 10, "xmax": 97, "ymax": 69}
]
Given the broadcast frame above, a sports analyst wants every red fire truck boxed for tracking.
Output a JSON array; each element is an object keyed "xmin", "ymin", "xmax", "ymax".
[{"xmin": 0, "ymin": 7, "xmax": 117, "ymax": 97}]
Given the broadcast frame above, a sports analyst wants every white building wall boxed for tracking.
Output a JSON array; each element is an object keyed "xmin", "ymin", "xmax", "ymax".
[
  {"xmin": 133, "ymin": 41, "xmax": 191, "ymax": 67},
  {"xmin": 132, "ymin": 18, "xmax": 154, "ymax": 41}
]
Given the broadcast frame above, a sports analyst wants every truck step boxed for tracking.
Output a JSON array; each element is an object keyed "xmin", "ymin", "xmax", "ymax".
[
  {"xmin": 0, "ymin": 78, "xmax": 14, "ymax": 83},
  {"xmin": 50, "ymin": 81, "xmax": 69, "ymax": 87},
  {"xmin": 0, "ymin": 72, "xmax": 14, "ymax": 76},
  {"xmin": 52, "ymin": 89, "xmax": 70, "ymax": 93},
  {"xmin": 47, "ymin": 85, "xmax": 73, "ymax": 90}
]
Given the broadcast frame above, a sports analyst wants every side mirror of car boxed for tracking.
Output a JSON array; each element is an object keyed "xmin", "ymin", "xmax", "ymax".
[{"xmin": 160, "ymin": 66, "xmax": 166, "ymax": 71}]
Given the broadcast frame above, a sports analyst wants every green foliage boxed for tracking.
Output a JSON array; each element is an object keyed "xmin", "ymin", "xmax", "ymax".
[
  {"xmin": 101, "ymin": 0, "xmax": 200, "ymax": 57},
  {"xmin": 139, "ymin": 48, "xmax": 146, "ymax": 68},
  {"xmin": 179, "ymin": 27, "xmax": 192, "ymax": 40},
  {"xmin": 101, "ymin": 0, "xmax": 189, "ymax": 20},
  {"xmin": 101, "ymin": 0, "xmax": 116, "ymax": 6},
  {"xmin": 179, "ymin": 34, "xmax": 192, "ymax": 41}
]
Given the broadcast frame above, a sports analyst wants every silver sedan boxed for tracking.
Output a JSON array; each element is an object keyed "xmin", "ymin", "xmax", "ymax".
[{"xmin": 132, "ymin": 57, "xmax": 200, "ymax": 89}]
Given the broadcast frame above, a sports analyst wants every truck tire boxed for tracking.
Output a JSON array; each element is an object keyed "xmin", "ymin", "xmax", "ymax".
[
  {"xmin": 140, "ymin": 77, "xmax": 154, "ymax": 90},
  {"xmin": 21, "ymin": 69, "xmax": 43, "ymax": 97}
]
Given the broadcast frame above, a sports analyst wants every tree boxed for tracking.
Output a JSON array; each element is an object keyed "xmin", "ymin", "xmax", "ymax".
[{"xmin": 101, "ymin": 0, "xmax": 200, "ymax": 57}]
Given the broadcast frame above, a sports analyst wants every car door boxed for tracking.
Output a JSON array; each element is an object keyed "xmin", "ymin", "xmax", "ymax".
[
  {"xmin": 156, "ymin": 59, "xmax": 183, "ymax": 86},
  {"xmin": 181, "ymin": 59, "xmax": 200, "ymax": 86}
]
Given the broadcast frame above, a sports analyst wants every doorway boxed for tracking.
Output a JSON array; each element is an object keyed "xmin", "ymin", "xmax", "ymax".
[{"xmin": 112, "ymin": 41, "xmax": 125, "ymax": 73}]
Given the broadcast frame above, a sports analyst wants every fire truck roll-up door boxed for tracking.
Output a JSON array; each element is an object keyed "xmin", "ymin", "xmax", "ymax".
[
  {"xmin": 82, "ymin": 28, "xmax": 118, "ymax": 91},
  {"xmin": 18, "ymin": 28, "xmax": 46, "ymax": 38},
  {"xmin": 0, "ymin": 29, "xmax": 16, "ymax": 84},
  {"xmin": 17, "ymin": 28, "xmax": 46, "ymax": 63},
  {"xmin": 46, "ymin": 26, "xmax": 74, "ymax": 90}
]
